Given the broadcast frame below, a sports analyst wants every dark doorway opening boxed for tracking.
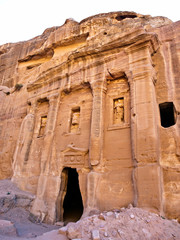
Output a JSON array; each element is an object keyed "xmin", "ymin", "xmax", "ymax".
[
  {"xmin": 63, "ymin": 168, "xmax": 83, "ymax": 223},
  {"xmin": 159, "ymin": 102, "xmax": 176, "ymax": 128}
]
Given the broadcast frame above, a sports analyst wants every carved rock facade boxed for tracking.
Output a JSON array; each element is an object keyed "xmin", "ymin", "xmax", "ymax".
[{"xmin": 0, "ymin": 12, "xmax": 180, "ymax": 223}]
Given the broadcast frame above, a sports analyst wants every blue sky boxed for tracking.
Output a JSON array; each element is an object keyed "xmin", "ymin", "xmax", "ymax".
[{"xmin": 0, "ymin": 0, "xmax": 179, "ymax": 45}]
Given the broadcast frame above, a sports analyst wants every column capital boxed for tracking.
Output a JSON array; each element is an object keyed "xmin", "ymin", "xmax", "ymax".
[
  {"xmin": 126, "ymin": 33, "xmax": 160, "ymax": 56},
  {"xmin": 90, "ymin": 81, "xmax": 107, "ymax": 94},
  {"xmin": 48, "ymin": 93, "xmax": 59, "ymax": 103}
]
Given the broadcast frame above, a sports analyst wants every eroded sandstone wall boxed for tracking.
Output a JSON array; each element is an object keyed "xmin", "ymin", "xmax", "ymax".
[{"xmin": 0, "ymin": 11, "xmax": 179, "ymax": 223}]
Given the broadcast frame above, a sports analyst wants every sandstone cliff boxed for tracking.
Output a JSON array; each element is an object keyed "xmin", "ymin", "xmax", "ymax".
[{"xmin": 0, "ymin": 11, "xmax": 180, "ymax": 223}]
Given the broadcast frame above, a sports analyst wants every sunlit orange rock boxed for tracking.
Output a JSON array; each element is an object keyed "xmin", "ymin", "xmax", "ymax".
[{"xmin": 0, "ymin": 11, "xmax": 180, "ymax": 223}]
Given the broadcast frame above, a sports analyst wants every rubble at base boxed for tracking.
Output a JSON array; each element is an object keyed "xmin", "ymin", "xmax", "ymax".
[
  {"xmin": 0, "ymin": 181, "xmax": 179, "ymax": 240},
  {"xmin": 58, "ymin": 207, "xmax": 180, "ymax": 240}
]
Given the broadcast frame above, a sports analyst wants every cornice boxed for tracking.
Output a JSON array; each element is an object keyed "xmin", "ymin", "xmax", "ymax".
[{"xmin": 27, "ymin": 28, "xmax": 160, "ymax": 92}]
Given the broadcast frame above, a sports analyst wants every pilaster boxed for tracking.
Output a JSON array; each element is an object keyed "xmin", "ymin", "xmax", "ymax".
[
  {"xmin": 128, "ymin": 38, "xmax": 162, "ymax": 212},
  {"xmin": 31, "ymin": 92, "xmax": 60, "ymax": 221},
  {"xmin": 40, "ymin": 93, "xmax": 59, "ymax": 173},
  {"xmin": 89, "ymin": 81, "xmax": 107, "ymax": 166}
]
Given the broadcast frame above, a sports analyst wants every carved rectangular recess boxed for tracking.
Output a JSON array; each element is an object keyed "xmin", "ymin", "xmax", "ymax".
[
  {"xmin": 38, "ymin": 115, "xmax": 47, "ymax": 137},
  {"xmin": 113, "ymin": 97, "xmax": 124, "ymax": 124},
  {"xmin": 106, "ymin": 78, "xmax": 130, "ymax": 131},
  {"xmin": 107, "ymin": 94, "xmax": 130, "ymax": 131},
  {"xmin": 70, "ymin": 107, "xmax": 80, "ymax": 133},
  {"xmin": 35, "ymin": 97, "xmax": 49, "ymax": 138},
  {"xmin": 159, "ymin": 102, "xmax": 176, "ymax": 128}
]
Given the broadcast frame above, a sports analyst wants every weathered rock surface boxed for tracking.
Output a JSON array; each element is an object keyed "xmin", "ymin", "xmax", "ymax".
[
  {"xmin": 59, "ymin": 207, "xmax": 180, "ymax": 240},
  {"xmin": 0, "ymin": 11, "xmax": 180, "ymax": 224},
  {"xmin": 0, "ymin": 179, "xmax": 35, "ymax": 214},
  {"xmin": 0, "ymin": 180, "xmax": 60, "ymax": 239},
  {"xmin": 0, "ymin": 220, "xmax": 17, "ymax": 237},
  {"xmin": 0, "ymin": 86, "xmax": 10, "ymax": 95},
  {"xmin": 0, "ymin": 206, "xmax": 180, "ymax": 240},
  {"xmin": 0, "ymin": 176, "xmax": 179, "ymax": 239}
]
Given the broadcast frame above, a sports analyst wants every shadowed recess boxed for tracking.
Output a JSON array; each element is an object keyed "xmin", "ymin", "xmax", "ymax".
[{"xmin": 63, "ymin": 168, "xmax": 83, "ymax": 223}]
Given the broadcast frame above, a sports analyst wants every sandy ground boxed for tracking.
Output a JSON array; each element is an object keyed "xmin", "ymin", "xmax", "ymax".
[{"xmin": 0, "ymin": 179, "xmax": 180, "ymax": 240}]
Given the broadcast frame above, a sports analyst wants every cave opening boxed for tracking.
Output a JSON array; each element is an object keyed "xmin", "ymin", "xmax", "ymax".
[
  {"xmin": 115, "ymin": 14, "xmax": 137, "ymax": 21},
  {"xmin": 63, "ymin": 167, "xmax": 83, "ymax": 224},
  {"xmin": 159, "ymin": 102, "xmax": 176, "ymax": 128}
]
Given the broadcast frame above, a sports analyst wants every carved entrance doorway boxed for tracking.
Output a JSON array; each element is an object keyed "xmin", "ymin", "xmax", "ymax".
[{"xmin": 58, "ymin": 167, "xmax": 83, "ymax": 224}]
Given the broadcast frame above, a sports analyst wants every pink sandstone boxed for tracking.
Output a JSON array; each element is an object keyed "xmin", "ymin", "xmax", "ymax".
[{"xmin": 0, "ymin": 11, "xmax": 179, "ymax": 224}]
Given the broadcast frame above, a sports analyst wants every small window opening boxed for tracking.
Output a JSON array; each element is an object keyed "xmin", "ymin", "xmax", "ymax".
[
  {"xmin": 113, "ymin": 97, "xmax": 124, "ymax": 124},
  {"xmin": 159, "ymin": 102, "xmax": 176, "ymax": 128},
  {"xmin": 115, "ymin": 14, "xmax": 137, "ymax": 21},
  {"xmin": 38, "ymin": 115, "xmax": 47, "ymax": 136},
  {"xmin": 70, "ymin": 107, "xmax": 80, "ymax": 133},
  {"xmin": 37, "ymin": 97, "xmax": 49, "ymax": 103}
]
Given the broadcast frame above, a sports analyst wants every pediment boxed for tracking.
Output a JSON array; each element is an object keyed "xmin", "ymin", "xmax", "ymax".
[
  {"xmin": 62, "ymin": 144, "xmax": 88, "ymax": 155},
  {"xmin": 61, "ymin": 144, "xmax": 88, "ymax": 166}
]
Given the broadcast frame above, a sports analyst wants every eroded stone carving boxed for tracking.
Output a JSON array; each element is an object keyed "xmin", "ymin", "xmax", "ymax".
[
  {"xmin": 38, "ymin": 115, "xmax": 47, "ymax": 136},
  {"xmin": 62, "ymin": 144, "xmax": 89, "ymax": 167},
  {"xmin": 13, "ymin": 113, "xmax": 35, "ymax": 168},
  {"xmin": 113, "ymin": 98, "xmax": 124, "ymax": 124},
  {"xmin": 70, "ymin": 108, "xmax": 80, "ymax": 133}
]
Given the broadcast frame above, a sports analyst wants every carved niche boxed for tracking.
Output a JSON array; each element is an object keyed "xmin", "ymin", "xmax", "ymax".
[
  {"xmin": 38, "ymin": 115, "xmax": 47, "ymax": 137},
  {"xmin": 113, "ymin": 97, "xmax": 124, "ymax": 124},
  {"xmin": 70, "ymin": 107, "xmax": 80, "ymax": 133},
  {"xmin": 106, "ymin": 77, "xmax": 130, "ymax": 130}
]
